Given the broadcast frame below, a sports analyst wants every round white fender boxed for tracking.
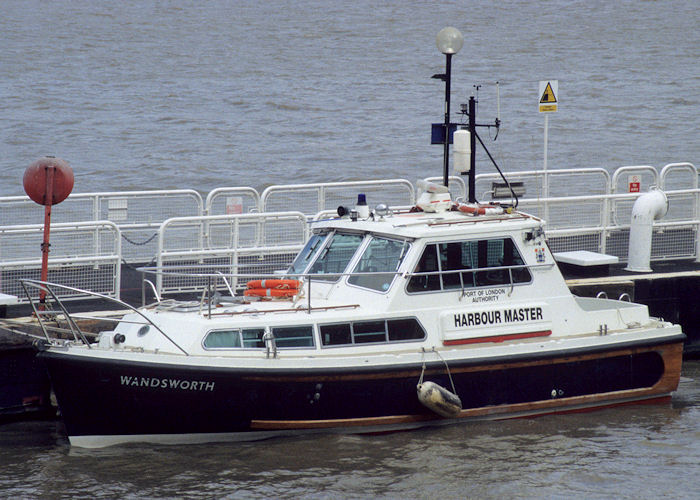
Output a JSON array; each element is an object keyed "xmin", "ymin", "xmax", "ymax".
[{"xmin": 417, "ymin": 381, "xmax": 463, "ymax": 418}]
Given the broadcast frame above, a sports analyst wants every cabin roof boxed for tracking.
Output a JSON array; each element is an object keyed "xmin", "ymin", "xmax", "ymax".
[{"xmin": 312, "ymin": 209, "xmax": 542, "ymax": 240}]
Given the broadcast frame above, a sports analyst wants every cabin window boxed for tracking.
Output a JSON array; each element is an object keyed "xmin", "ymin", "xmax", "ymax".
[
  {"xmin": 241, "ymin": 328, "xmax": 265, "ymax": 348},
  {"xmin": 387, "ymin": 318, "xmax": 425, "ymax": 341},
  {"xmin": 320, "ymin": 318, "xmax": 426, "ymax": 346},
  {"xmin": 288, "ymin": 232, "xmax": 326, "ymax": 276},
  {"xmin": 320, "ymin": 323, "xmax": 352, "ymax": 345},
  {"xmin": 204, "ymin": 327, "xmax": 310, "ymax": 349},
  {"xmin": 407, "ymin": 238, "xmax": 531, "ymax": 293},
  {"xmin": 272, "ymin": 325, "xmax": 315, "ymax": 348},
  {"xmin": 307, "ymin": 232, "xmax": 364, "ymax": 282},
  {"xmin": 203, "ymin": 328, "xmax": 265, "ymax": 349},
  {"xmin": 353, "ymin": 320, "xmax": 387, "ymax": 343},
  {"xmin": 407, "ymin": 245, "xmax": 441, "ymax": 292},
  {"xmin": 203, "ymin": 330, "xmax": 242, "ymax": 348},
  {"xmin": 348, "ymin": 237, "xmax": 409, "ymax": 291}
]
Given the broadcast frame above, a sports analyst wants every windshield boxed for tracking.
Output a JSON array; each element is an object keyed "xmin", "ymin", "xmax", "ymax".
[
  {"xmin": 348, "ymin": 237, "xmax": 409, "ymax": 291},
  {"xmin": 288, "ymin": 233, "xmax": 326, "ymax": 276},
  {"xmin": 307, "ymin": 232, "xmax": 365, "ymax": 282}
]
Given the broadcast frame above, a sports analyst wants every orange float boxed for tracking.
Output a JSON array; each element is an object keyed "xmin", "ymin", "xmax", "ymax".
[
  {"xmin": 246, "ymin": 279, "xmax": 300, "ymax": 290},
  {"xmin": 244, "ymin": 288, "xmax": 298, "ymax": 298}
]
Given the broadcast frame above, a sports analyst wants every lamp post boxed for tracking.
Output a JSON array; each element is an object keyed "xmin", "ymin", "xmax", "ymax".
[{"xmin": 435, "ymin": 27, "xmax": 464, "ymax": 187}]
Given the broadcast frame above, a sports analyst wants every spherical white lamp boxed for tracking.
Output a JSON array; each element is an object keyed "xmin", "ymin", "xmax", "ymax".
[{"xmin": 436, "ymin": 27, "xmax": 464, "ymax": 55}]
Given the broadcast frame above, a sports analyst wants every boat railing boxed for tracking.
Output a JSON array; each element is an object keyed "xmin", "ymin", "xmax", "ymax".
[{"xmin": 19, "ymin": 279, "xmax": 190, "ymax": 355}]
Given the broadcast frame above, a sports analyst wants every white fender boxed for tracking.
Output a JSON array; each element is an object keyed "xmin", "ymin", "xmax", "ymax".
[
  {"xmin": 625, "ymin": 188, "xmax": 668, "ymax": 272},
  {"xmin": 417, "ymin": 381, "xmax": 462, "ymax": 418}
]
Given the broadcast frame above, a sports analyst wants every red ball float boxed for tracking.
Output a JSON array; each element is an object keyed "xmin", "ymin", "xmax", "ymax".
[{"xmin": 23, "ymin": 156, "xmax": 74, "ymax": 206}]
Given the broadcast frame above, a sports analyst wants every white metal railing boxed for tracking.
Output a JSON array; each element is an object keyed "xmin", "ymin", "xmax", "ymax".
[
  {"xmin": 0, "ymin": 221, "xmax": 121, "ymax": 302},
  {"xmin": 0, "ymin": 190, "xmax": 204, "ymax": 264},
  {"xmin": 205, "ymin": 187, "xmax": 261, "ymax": 216},
  {"xmin": 0, "ymin": 164, "xmax": 697, "ymax": 303},
  {"xmin": 154, "ymin": 212, "xmax": 308, "ymax": 296},
  {"xmin": 261, "ymin": 179, "xmax": 415, "ymax": 214}
]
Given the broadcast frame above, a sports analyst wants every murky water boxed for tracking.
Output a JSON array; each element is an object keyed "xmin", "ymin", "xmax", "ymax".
[
  {"xmin": 1, "ymin": 1, "xmax": 699, "ymax": 497},
  {"xmin": 1, "ymin": 0, "xmax": 698, "ymax": 197},
  {"xmin": 1, "ymin": 361, "xmax": 698, "ymax": 499}
]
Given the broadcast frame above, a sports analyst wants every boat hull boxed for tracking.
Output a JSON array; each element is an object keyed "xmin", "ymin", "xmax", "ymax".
[
  {"xmin": 39, "ymin": 337, "xmax": 684, "ymax": 447},
  {"xmin": 0, "ymin": 346, "xmax": 54, "ymax": 422}
]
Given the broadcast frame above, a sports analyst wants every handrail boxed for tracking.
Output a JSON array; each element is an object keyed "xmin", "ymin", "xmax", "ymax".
[
  {"xmin": 261, "ymin": 179, "xmax": 415, "ymax": 214},
  {"xmin": 20, "ymin": 279, "xmax": 189, "ymax": 356}
]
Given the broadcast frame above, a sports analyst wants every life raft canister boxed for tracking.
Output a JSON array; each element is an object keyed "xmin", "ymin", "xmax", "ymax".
[{"xmin": 246, "ymin": 279, "xmax": 300, "ymax": 290}]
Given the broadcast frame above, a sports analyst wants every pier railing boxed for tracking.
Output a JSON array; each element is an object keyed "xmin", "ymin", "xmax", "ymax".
[
  {"xmin": 0, "ymin": 221, "xmax": 121, "ymax": 301},
  {"xmin": 0, "ymin": 163, "xmax": 697, "ymax": 303}
]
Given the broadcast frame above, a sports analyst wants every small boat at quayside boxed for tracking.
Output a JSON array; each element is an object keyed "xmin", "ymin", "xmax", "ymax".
[
  {"xmin": 29, "ymin": 31, "xmax": 684, "ymax": 448},
  {"xmin": 29, "ymin": 179, "xmax": 686, "ymax": 447}
]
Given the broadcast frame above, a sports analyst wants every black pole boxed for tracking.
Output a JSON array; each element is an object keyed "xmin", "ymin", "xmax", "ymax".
[
  {"xmin": 442, "ymin": 53, "xmax": 452, "ymax": 187},
  {"xmin": 468, "ymin": 96, "xmax": 476, "ymax": 202}
]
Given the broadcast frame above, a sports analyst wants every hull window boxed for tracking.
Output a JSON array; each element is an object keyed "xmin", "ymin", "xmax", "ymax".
[
  {"xmin": 203, "ymin": 328, "xmax": 266, "ymax": 349},
  {"xmin": 272, "ymin": 326, "xmax": 315, "ymax": 348},
  {"xmin": 320, "ymin": 318, "xmax": 426, "ymax": 347}
]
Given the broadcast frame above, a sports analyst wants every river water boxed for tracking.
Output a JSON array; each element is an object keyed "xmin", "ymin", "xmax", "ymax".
[
  {"xmin": 0, "ymin": 361, "xmax": 698, "ymax": 499},
  {"xmin": 1, "ymin": 1, "xmax": 699, "ymax": 498}
]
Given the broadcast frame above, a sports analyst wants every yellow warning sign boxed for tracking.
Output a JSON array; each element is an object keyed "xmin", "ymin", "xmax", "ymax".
[
  {"xmin": 538, "ymin": 80, "xmax": 558, "ymax": 113},
  {"xmin": 540, "ymin": 82, "xmax": 557, "ymax": 103}
]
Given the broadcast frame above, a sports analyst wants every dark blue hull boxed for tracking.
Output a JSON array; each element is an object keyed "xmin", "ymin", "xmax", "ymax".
[
  {"xmin": 1, "ymin": 347, "xmax": 54, "ymax": 422},
  {"xmin": 39, "ymin": 337, "xmax": 684, "ymax": 445}
]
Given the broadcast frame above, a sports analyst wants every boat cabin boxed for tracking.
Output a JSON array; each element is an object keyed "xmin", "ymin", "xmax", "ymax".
[{"xmin": 101, "ymin": 189, "xmax": 651, "ymax": 358}]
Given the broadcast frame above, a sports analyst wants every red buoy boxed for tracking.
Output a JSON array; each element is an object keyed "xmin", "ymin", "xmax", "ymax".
[
  {"xmin": 23, "ymin": 156, "xmax": 74, "ymax": 306},
  {"xmin": 23, "ymin": 156, "xmax": 74, "ymax": 206}
]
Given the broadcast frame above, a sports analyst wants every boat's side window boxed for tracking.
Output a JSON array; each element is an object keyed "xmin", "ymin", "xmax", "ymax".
[
  {"xmin": 407, "ymin": 238, "xmax": 531, "ymax": 293},
  {"xmin": 473, "ymin": 238, "xmax": 531, "ymax": 286},
  {"xmin": 407, "ymin": 244, "xmax": 441, "ymax": 292},
  {"xmin": 320, "ymin": 318, "xmax": 426, "ymax": 346},
  {"xmin": 203, "ymin": 328, "xmax": 266, "ymax": 349},
  {"xmin": 320, "ymin": 323, "xmax": 352, "ymax": 346},
  {"xmin": 203, "ymin": 329, "xmax": 242, "ymax": 348},
  {"xmin": 353, "ymin": 320, "xmax": 387, "ymax": 343},
  {"xmin": 272, "ymin": 325, "xmax": 315, "ymax": 348},
  {"xmin": 438, "ymin": 242, "xmax": 474, "ymax": 289},
  {"xmin": 348, "ymin": 237, "xmax": 409, "ymax": 292},
  {"xmin": 387, "ymin": 318, "xmax": 425, "ymax": 341},
  {"xmin": 241, "ymin": 328, "xmax": 265, "ymax": 348},
  {"xmin": 307, "ymin": 232, "xmax": 365, "ymax": 282}
]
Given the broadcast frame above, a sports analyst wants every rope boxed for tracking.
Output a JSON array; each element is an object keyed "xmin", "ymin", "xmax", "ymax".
[{"xmin": 419, "ymin": 347, "xmax": 458, "ymax": 396}]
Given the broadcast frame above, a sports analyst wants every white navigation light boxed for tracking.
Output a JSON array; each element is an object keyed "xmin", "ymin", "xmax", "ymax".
[
  {"xmin": 436, "ymin": 27, "xmax": 464, "ymax": 55},
  {"xmin": 453, "ymin": 128, "xmax": 471, "ymax": 173}
]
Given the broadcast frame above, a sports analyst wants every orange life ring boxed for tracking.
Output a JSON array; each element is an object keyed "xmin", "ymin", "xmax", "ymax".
[
  {"xmin": 246, "ymin": 279, "xmax": 300, "ymax": 290},
  {"xmin": 244, "ymin": 288, "xmax": 298, "ymax": 298},
  {"xmin": 456, "ymin": 203, "xmax": 503, "ymax": 215}
]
